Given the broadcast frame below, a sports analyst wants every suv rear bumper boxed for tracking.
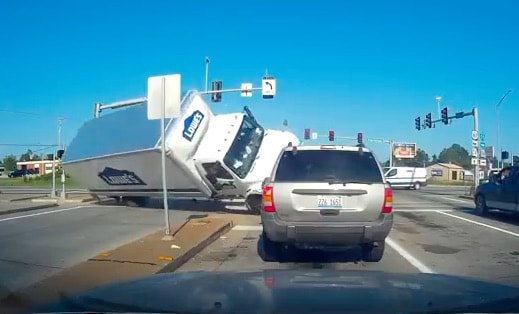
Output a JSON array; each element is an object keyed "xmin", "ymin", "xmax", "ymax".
[{"xmin": 261, "ymin": 213, "xmax": 393, "ymax": 246}]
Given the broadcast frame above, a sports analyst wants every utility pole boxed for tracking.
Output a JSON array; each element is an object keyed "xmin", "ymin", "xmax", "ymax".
[
  {"xmin": 51, "ymin": 118, "xmax": 64, "ymax": 198},
  {"xmin": 389, "ymin": 139, "xmax": 394, "ymax": 167},
  {"xmin": 435, "ymin": 96, "xmax": 442, "ymax": 119},
  {"xmin": 204, "ymin": 57, "xmax": 210, "ymax": 93},
  {"xmin": 495, "ymin": 89, "xmax": 513, "ymax": 169}
]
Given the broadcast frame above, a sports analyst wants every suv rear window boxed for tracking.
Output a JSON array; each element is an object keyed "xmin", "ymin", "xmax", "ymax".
[{"xmin": 274, "ymin": 149, "xmax": 383, "ymax": 183}]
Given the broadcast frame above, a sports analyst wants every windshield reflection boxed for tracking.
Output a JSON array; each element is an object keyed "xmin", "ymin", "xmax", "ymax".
[{"xmin": 223, "ymin": 115, "xmax": 264, "ymax": 179}]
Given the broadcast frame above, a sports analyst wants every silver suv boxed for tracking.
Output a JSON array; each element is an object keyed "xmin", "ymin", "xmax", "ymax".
[{"xmin": 258, "ymin": 144, "xmax": 393, "ymax": 262}]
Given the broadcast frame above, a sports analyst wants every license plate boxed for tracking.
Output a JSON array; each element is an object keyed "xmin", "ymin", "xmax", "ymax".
[{"xmin": 317, "ymin": 195, "xmax": 343, "ymax": 208}]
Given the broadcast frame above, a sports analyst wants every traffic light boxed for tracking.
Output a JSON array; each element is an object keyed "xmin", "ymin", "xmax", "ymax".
[
  {"xmin": 425, "ymin": 113, "xmax": 432, "ymax": 128},
  {"xmin": 328, "ymin": 130, "xmax": 335, "ymax": 141},
  {"xmin": 304, "ymin": 128, "xmax": 311, "ymax": 140},
  {"xmin": 211, "ymin": 80, "xmax": 222, "ymax": 102},
  {"xmin": 502, "ymin": 151, "xmax": 509, "ymax": 160},
  {"xmin": 415, "ymin": 117, "xmax": 421, "ymax": 130},
  {"xmin": 56, "ymin": 149, "xmax": 65, "ymax": 159},
  {"xmin": 357, "ymin": 132, "xmax": 363, "ymax": 145},
  {"xmin": 441, "ymin": 107, "xmax": 448, "ymax": 125}
]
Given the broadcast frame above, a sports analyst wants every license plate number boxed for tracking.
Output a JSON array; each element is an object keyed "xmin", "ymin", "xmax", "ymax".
[{"xmin": 317, "ymin": 195, "xmax": 343, "ymax": 208}]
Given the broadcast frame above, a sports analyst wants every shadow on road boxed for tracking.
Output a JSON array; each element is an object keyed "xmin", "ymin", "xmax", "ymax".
[
  {"xmin": 257, "ymin": 235, "xmax": 363, "ymax": 264},
  {"xmin": 456, "ymin": 206, "xmax": 519, "ymax": 227},
  {"xmin": 97, "ymin": 197, "xmax": 257, "ymax": 216}
]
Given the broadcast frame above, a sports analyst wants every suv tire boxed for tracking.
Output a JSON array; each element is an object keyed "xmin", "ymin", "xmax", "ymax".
[
  {"xmin": 362, "ymin": 241, "xmax": 385, "ymax": 262},
  {"xmin": 258, "ymin": 232, "xmax": 281, "ymax": 262},
  {"xmin": 475, "ymin": 194, "xmax": 488, "ymax": 216}
]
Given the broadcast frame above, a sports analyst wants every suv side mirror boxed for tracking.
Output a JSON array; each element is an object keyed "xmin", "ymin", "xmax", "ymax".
[
  {"xmin": 262, "ymin": 177, "xmax": 271, "ymax": 188},
  {"xmin": 491, "ymin": 174, "xmax": 501, "ymax": 183}
]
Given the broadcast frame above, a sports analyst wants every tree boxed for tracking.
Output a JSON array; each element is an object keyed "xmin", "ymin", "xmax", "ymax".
[
  {"xmin": 3, "ymin": 154, "xmax": 17, "ymax": 171},
  {"xmin": 19, "ymin": 149, "xmax": 40, "ymax": 162},
  {"xmin": 431, "ymin": 154, "xmax": 438, "ymax": 163},
  {"xmin": 437, "ymin": 144, "xmax": 471, "ymax": 169}
]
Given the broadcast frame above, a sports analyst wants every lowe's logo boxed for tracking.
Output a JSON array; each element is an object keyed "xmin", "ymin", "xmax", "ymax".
[
  {"xmin": 98, "ymin": 167, "xmax": 147, "ymax": 186},
  {"xmin": 182, "ymin": 110, "xmax": 205, "ymax": 141}
]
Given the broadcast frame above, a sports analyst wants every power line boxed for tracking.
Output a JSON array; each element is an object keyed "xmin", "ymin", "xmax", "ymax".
[
  {"xmin": 0, "ymin": 109, "xmax": 67, "ymax": 119},
  {"xmin": 0, "ymin": 144, "xmax": 57, "ymax": 147}
]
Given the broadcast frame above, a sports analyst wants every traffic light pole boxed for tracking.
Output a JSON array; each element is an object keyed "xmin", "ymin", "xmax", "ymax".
[
  {"xmin": 417, "ymin": 107, "xmax": 481, "ymax": 189},
  {"xmin": 473, "ymin": 107, "xmax": 480, "ymax": 189}
]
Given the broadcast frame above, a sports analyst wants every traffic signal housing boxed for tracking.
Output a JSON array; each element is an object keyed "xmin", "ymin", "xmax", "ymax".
[
  {"xmin": 304, "ymin": 128, "xmax": 311, "ymax": 140},
  {"xmin": 56, "ymin": 149, "xmax": 65, "ymax": 159},
  {"xmin": 425, "ymin": 113, "xmax": 432, "ymax": 128},
  {"xmin": 211, "ymin": 80, "xmax": 222, "ymax": 102},
  {"xmin": 441, "ymin": 107, "xmax": 448, "ymax": 125},
  {"xmin": 328, "ymin": 130, "xmax": 335, "ymax": 141},
  {"xmin": 415, "ymin": 117, "xmax": 421, "ymax": 130},
  {"xmin": 357, "ymin": 132, "xmax": 363, "ymax": 145}
]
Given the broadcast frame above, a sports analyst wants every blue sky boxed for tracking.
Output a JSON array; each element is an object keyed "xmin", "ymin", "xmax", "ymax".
[{"xmin": 1, "ymin": 0, "xmax": 518, "ymax": 162}]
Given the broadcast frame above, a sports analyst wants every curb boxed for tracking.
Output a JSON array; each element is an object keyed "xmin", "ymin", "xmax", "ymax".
[
  {"xmin": 0, "ymin": 203, "xmax": 59, "ymax": 216},
  {"xmin": 61, "ymin": 197, "xmax": 97, "ymax": 204},
  {"xmin": 157, "ymin": 220, "xmax": 234, "ymax": 274},
  {"xmin": 459, "ymin": 195, "xmax": 473, "ymax": 200},
  {"xmin": 7, "ymin": 195, "xmax": 46, "ymax": 202}
]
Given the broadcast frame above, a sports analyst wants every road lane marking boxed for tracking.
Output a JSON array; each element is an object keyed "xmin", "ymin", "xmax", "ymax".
[
  {"xmin": 385, "ymin": 237, "xmax": 435, "ymax": 273},
  {"xmin": 0, "ymin": 206, "xmax": 86, "ymax": 222},
  {"xmin": 435, "ymin": 210, "xmax": 519, "ymax": 238},
  {"xmin": 394, "ymin": 209, "xmax": 453, "ymax": 212},
  {"xmin": 440, "ymin": 197, "xmax": 472, "ymax": 203},
  {"xmin": 233, "ymin": 225, "xmax": 262, "ymax": 231},
  {"xmin": 232, "ymin": 225, "xmax": 435, "ymax": 273}
]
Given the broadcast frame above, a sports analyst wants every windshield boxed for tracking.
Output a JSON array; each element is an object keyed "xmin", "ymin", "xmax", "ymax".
[
  {"xmin": 274, "ymin": 150, "xmax": 384, "ymax": 183},
  {"xmin": 223, "ymin": 114, "xmax": 265, "ymax": 179}
]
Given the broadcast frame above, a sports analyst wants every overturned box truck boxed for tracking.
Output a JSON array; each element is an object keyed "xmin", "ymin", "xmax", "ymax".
[{"xmin": 62, "ymin": 90, "xmax": 300, "ymax": 213}]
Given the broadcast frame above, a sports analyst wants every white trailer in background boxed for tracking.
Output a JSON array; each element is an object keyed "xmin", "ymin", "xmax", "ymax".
[{"xmin": 62, "ymin": 90, "xmax": 299, "ymax": 213}]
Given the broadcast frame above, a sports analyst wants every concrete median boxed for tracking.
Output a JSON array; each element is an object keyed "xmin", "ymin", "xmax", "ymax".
[
  {"xmin": 0, "ymin": 202, "xmax": 59, "ymax": 216},
  {"xmin": 2, "ymin": 215, "xmax": 234, "ymax": 311}
]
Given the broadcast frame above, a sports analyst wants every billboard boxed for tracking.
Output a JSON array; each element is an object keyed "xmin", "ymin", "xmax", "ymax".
[{"xmin": 393, "ymin": 143, "xmax": 417, "ymax": 159}]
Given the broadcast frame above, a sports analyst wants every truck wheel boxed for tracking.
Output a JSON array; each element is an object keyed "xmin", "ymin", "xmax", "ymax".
[
  {"xmin": 475, "ymin": 194, "xmax": 488, "ymax": 216},
  {"xmin": 258, "ymin": 233, "xmax": 281, "ymax": 262},
  {"xmin": 245, "ymin": 194, "xmax": 262, "ymax": 215},
  {"xmin": 362, "ymin": 241, "xmax": 385, "ymax": 262},
  {"xmin": 413, "ymin": 182, "xmax": 421, "ymax": 190}
]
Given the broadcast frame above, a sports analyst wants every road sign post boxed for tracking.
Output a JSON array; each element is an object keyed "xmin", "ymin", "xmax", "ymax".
[{"xmin": 147, "ymin": 74, "xmax": 182, "ymax": 240}]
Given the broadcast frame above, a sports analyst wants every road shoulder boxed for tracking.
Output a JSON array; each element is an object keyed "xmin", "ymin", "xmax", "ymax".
[{"xmin": 2, "ymin": 215, "xmax": 233, "ymax": 311}]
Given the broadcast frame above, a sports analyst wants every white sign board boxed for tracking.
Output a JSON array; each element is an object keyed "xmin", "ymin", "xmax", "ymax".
[
  {"xmin": 262, "ymin": 78, "xmax": 276, "ymax": 98},
  {"xmin": 147, "ymin": 74, "xmax": 181, "ymax": 120},
  {"xmin": 241, "ymin": 83, "xmax": 253, "ymax": 97},
  {"xmin": 311, "ymin": 132, "xmax": 318, "ymax": 140},
  {"xmin": 479, "ymin": 158, "xmax": 487, "ymax": 166},
  {"xmin": 471, "ymin": 158, "xmax": 478, "ymax": 166},
  {"xmin": 470, "ymin": 129, "xmax": 479, "ymax": 158}
]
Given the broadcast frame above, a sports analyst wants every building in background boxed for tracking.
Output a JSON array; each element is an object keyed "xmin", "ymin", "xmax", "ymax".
[
  {"xmin": 426, "ymin": 162, "xmax": 466, "ymax": 181},
  {"xmin": 16, "ymin": 160, "xmax": 59, "ymax": 175}
]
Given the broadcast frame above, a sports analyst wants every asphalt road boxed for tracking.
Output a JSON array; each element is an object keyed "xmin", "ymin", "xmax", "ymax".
[
  {"xmin": 0, "ymin": 203, "xmax": 197, "ymax": 293},
  {"xmin": 177, "ymin": 188, "xmax": 519, "ymax": 288},
  {"xmin": 2, "ymin": 186, "xmax": 517, "ymax": 297}
]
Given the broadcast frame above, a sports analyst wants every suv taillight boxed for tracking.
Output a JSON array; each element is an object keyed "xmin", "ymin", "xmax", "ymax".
[
  {"xmin": 382, "ymin": 186, "xmax": 393, "ymax": 213},
  {"xmin": 262, "ymin": 185, "xmax": 276, "ymax": 212}
]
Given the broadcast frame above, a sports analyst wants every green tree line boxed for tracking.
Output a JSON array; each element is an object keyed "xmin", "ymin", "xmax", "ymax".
[
  {"xmin": 1, "ymin": 149, "xmax": 56, "ymax": 172},
  {"xmin": 382, "ymin": 144, "xmax": 519, "ymax": 169}
]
